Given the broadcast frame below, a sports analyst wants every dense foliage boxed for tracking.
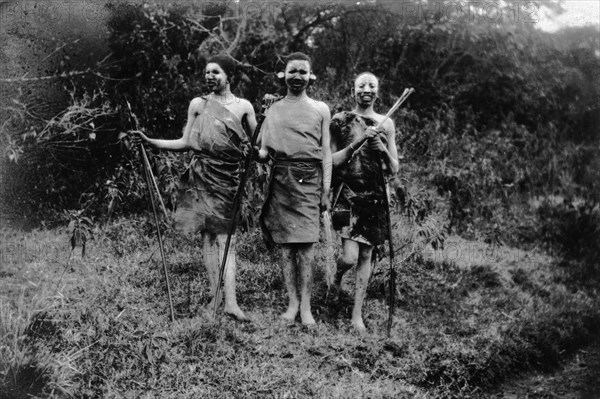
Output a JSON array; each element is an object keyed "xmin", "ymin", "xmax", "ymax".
[{"xmin": 1, "ymin": 0, "xmax": 598, "ymax": 254}]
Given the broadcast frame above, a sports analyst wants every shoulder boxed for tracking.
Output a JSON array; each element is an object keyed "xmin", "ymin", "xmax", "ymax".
[
  {"xmin": 332, "ymin": 111, "xmax": 352, "ymax": 122},
  {"xmin": 383, "ymin": 118, "xmax": 395, "ymax": 133},
  {"xmin": 236, "ymin": 97, "xmax": 254, "ymax": 112},
  {"xmin": 264, "ymin": 99, "xmax": 282, "ymax": 116},
  {"xmin": 374, "ymin": 113, "xmax": 395, "ymax": 133},
  {"xmin": 189, "ymin": 96, "xmax": 207, "ymax": 111},
  {"xmin": 311, "ymin": 99, "xmax": 330, "ymax": 119},
  {"xmin": 235, "ymin": 97, "xmax": 256, "ymax": 118},
  {"xmin": 267, "ymin": 98, "xmax": 286, "ymax": 112}
]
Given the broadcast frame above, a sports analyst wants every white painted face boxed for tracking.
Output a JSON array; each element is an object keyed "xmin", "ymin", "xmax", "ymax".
[
  {"xmin": 205, "ymin": 62, "xmax": 228, "ymax": 93},
  {"xmin": 284, "ymin": 59, "xmax": 311, "ymax": 95},
  {"xmin": 354, "ymin": 73, "xmax": 379, "ymax": 107}
]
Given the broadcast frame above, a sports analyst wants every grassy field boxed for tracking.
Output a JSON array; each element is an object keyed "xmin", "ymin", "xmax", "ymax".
[{"xmin": 1, "ymin": 217, "xmax": 599, "ymax": 398}]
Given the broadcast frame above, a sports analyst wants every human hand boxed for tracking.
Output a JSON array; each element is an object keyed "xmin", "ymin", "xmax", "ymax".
[
  {"xmin": 261, "ymin": 93, "xmax": 282, "ymax": 109},
  {"xmin": 368, "ymin": 135, "xmax": 387, "ymax": 153},
  {"xmin": 362, "ymin": 127, "xmax": 379, "ymax": 140},
  {"xmin": 354, "ymin": 127, "xmax": 379, "ymax": 149},
  {"xmin": 128, "ymin": 130, "xmax": 149, "ymax": 146}
]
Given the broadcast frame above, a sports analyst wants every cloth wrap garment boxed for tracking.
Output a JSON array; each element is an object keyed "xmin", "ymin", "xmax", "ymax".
[
  {"xmin": 259, "ymin": 97, "xmax": 324, "ymax": 244},
  {"xmin": 330, "ymin": 111, "xmax": 389, "ymax": 246},
  {"xmin": 172, "ymin": 97, "xmax": 248, "ymax": 235}
]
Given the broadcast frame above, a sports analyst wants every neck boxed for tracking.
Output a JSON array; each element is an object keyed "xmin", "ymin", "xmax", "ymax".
[
  {"xmin": 209, "ymin": 90, "xmax": 236, "ymax": 105},
  {"xmin": 211, "ymin": 86, "xmax": 233, "ymax": 98},
  {"xmin": 285, "ymin": 91, "xmax": 308, "ymax": 101},
  {"xmin": 353, "ymin": 103, "xmax": 375, "ymax": 116}
]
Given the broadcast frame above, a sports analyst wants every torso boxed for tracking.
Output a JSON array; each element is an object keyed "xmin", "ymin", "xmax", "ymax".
[
  {"xmin": 262, "ymin": 96, "xmax": 325, "ymax": 160},
  {"xmin": 192, "ymin": 94, "xmax": 251, "ymax": 131},
  {"xmin": 330, "ymin": 111, "xmax": 390, "ymax": 245},
  {"xmin": 188, "ymin": 96, "xmax": 247, "ymax": 157},
  {"xmin": 331, "ymin": 111, "xmax": 387, "ymax": 192}
]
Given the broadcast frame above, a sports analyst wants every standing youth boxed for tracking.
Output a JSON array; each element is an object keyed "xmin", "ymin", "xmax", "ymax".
[
  {"xmin": 330, "ymin": 72, "xmax": 399, "ymax": 332},
  {"xmin": 258, "ymin": 52, "xmax": 332, "ymax": 326},
  {"xmin": 133, "ymin": 54, "xmax": 257, "ymax": 321}
]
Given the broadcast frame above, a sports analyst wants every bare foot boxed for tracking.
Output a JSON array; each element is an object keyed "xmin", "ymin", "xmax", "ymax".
[
  {"xmin": 224, "ymin": 305, "xmax": 249, "ymax": 322},
  {"xmin": 300, "ymin": 311, "xmax": 316, "ymax": 326},
  {"xmin": 280, "ymin": 307, "xmax": 298, "ymax": 322},
  {"xmin": 351, "ymin": 318, "xmax": 367, "ymax": 333}
]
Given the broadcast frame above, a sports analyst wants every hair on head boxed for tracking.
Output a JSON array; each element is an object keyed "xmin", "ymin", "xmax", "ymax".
[
  {"xmin": 207, "ymin": 54, "xmax": 236, "ymax": 80},
  {"xmin": 277, "ymin": 52, "xmax": 317, "ymax": 84},
  {"xmin": 355, "ymin": 71, "xmax": 379, "ymax": 82},
  {"xmin": 284, "ymin": 52, "xmax": 312, "ymax": 67}
]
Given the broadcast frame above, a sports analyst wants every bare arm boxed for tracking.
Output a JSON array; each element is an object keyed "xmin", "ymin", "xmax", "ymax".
[
  {"xmin": 320, "ymin": 103, "xmax": 332, "ymax": 209},
  {"xmin": 381, "ymin": 120, "xmax": 400, "ymax": 174},
  {"xmin": 256, "ymin": 94, "xmax": 284, "ymax": 160},
  {"xmin": 257, "ymin": 105, "xmax": 271, "ymax": 161},
  {"xmin": 143, "ymin": 98, "xmax": 203, "ymax": 152},
  {"xmin": 242, "ymin": 99, "xmax": 258, "ymax": 138},
  {"xmin": 331, "ymin": 125, "xmax": 378, "ymax": 166}
]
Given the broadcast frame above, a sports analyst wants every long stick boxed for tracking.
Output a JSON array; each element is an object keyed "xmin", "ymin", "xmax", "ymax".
[
  {"xmin": 380, "ymin": 159, "xmax": 396, "ymax": 337},
  {"xmin": 213, "ymin": 102, "xmax": 271, "ymax": 316},
  {"xmin": 373, "ymin": 88, "xmax": 415, "ymax": 336},
  {"xmin": 143, "ymin": 154, "xmax": 169, "ymax": 219},
  {"xmin": 321, "ymin": 210, "xmax": 336, "ymax": 290},
  {"xmin": 377, "ymin": 89, "xmax": 410, "ymax": 127},
  {"xmin": 126, "ymin": 100, "xmax": 175, "ymax": 322},
  {"xmin": 140, "ymin": 144, "xmax": 175, "ymax": 322}
]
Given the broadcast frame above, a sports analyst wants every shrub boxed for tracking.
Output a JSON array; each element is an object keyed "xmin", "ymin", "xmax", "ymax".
[{"xmin": 537, "ymin": 196, "xmax": 600, "ymax": 281}]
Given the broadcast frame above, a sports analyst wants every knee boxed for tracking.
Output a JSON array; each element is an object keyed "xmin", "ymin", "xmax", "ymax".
[{"xmin": 338, "ymin": 253, "xmax": 357, "ymax": 269}]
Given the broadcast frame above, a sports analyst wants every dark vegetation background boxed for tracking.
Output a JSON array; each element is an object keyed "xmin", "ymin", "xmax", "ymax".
[{"xmin": 1, "ymin": 0, "xmax": 598, "ymax": 266}]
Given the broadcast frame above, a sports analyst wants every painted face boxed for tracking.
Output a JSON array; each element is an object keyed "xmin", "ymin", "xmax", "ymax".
[
  {"xmin": 205, "ymin": 62, "xmax": 228, "ymax": 92},
  {"xmin": 354, "ymin": 73, "xmax": 379, "ymax": 107},
  {"xmin": 284, "ymin": 60, "xmax": 311, "ymax": 94}
]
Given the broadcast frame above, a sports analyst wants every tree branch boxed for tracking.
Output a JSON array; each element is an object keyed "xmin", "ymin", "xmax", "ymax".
[{"xmin": 227, "ymin": 10, "xmax": 247, "ymax": 54}]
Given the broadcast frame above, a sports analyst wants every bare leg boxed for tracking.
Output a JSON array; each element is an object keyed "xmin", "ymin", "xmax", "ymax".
[
  {"xmin": 297, "ymin": 243, "xmax": 316, "ymax": 325},
  {"xmin": 202, "ymin": 232, "xmax": 222, "ymax": 311},
  {"xmin": 335, "ymin": 239, "xmax": 359, "ymax": 291},
  {"xmin": 352, "ymin": 244, "xmax": 374, "ymax": 332},
  {"xmin": 280, "ymin": 245, "xmax": 299, "ymax": 321},
  {"xmin": 216, "ymin": 234, "xmax": 248, "ymax": 321}
]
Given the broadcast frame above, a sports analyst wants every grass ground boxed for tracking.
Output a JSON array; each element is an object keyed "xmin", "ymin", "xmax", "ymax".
[
  {"xmin": 1, "ymin": 217, "xmax": 599, "ymax": 398},
  {"xmin": 492, "ymin": 340, "xmax": 600, "ymax": 398}
]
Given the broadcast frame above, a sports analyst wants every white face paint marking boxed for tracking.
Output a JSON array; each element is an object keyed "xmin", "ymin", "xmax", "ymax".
[
  {"xmin": 205, "ymin": 62, "xmax": 228, "ymax": 93},
  {"xmin": 354, "ymin": 73, "xmax": 379, "ymax": 107},
  {"xmin": 284, "ymin": 60, "xmax": 311, "ymax": 95}
]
